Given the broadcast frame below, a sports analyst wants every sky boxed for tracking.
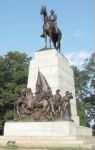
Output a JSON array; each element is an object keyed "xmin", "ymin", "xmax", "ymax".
[{"xmin": 0, "ymin": 0, "xmax": 94, "ymax": 66}]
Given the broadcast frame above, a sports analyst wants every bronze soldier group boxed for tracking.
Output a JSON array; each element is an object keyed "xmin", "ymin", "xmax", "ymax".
[{"xmin": 16, "ymin": 71, "xmax": 73, "ymax": 122}]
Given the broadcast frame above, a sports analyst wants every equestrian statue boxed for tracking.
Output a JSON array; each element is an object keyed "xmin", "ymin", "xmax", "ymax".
[{"xmin": 40, "ymin": 5, "xmax": 62, "ymax": 52}]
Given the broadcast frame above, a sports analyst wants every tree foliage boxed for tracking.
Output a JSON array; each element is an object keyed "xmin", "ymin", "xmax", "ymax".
[
  {"xmin": 72, "ymin": 51, "xmax": 95, "ymax": 127},
  {"xmin": 0, "ymin": 51, "xmax": 31, "ymax": 134},
  {"xmin": 77, "ymin": 101, "xmax": 87, "ymax": 126},
  {"xmin": 72, "ymin": 66, "xmax": 89, "ymax": 100},
  {"xmin": 83, "ymin": 51, "xmax": 95, "ymax": 127}
]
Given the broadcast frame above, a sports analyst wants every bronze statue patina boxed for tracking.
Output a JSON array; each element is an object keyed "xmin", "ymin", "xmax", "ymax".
[
  {"xmin": 49, "ymin": 9, "xmax": 58, "ymax": 33},
  {"xmin": 53, "ymin": 89, "xmax": 62, "ymax": 118},
  {"xmin": 16, "ymin": 71, "xmax": 73, "ymax": 121},
  {"xmin": 40, "ymin": 5, "xmax": 62, "ymax": 52},
  {"xmin": 61, "ymin": 91, "xmax": 73, "ymax": 121}
]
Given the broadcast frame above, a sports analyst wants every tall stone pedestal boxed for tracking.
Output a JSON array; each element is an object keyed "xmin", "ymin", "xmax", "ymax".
[{"xmin": 27, "ymin": 49, "xmax": 79, "ymax": 124}]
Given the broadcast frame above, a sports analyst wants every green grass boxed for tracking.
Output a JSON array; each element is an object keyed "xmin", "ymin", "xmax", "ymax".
[{"xmin": 0, "ymin": 146, "xmax": 95, "ymax": 150}]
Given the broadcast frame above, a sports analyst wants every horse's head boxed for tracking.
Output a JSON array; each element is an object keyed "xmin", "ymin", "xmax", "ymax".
[{"xmin": 40, "ymin": 5, "xmax": 47, "ymax": 15}]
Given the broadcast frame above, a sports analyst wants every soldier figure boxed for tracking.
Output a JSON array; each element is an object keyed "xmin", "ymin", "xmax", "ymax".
[
  {"xmin": 61, "ymin": 91, "xmax": 73, "ymax": 121},
  {"xmin": 26, "ymin": 88, "xmax": 34, "ymax": 111},
  {"xmin": 53, "ymin": 89, "xmax": 62, "ymax": 114},
  {"xmin": 40, "ymin": 9, "xmax": 58, "ymax": 38},
  {"xmin": 49, "ymin": 9, "xmax": 58, "ymax": 32},
  {"xmin": 16, "ymin": 89, "xmax": 27, "ymax": 118}
]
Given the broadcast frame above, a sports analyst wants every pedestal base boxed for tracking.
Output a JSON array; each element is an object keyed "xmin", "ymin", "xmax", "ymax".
[
  {"xmin": 0, "ymin": 121, "xmax": 94, "ymax": 148},
  {"xmin": 4, "ymin": 121, "xmax": 92, "ymax": 137}
]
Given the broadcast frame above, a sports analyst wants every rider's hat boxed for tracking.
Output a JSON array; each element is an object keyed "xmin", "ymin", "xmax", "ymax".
[
  {"xmin": 56, "ymin": 89, "xmax": 60, "ymax": 93},
  {"xmin": 50, "ymin": 9, "xmax": 54, "ymax": 14},
  {"xmin": 65, "ymin": 91, "xmax": 70, "ymax": 95}
]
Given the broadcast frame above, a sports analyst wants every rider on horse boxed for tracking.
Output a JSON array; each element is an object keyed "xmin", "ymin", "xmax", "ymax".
[
  {"xmin": 40, "ymin": 9, "xmax": 58, "ymax": 38},
  {"xmin": 49, "ymin": 9, "xmax": 58, "ymax": 32}
]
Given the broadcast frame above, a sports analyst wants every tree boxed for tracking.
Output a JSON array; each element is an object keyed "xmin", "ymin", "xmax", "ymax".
[
  {"xmin": 72, "ymin": 66, "xmax": 89, "ymax": 100},
  {"xmin": 72, "ymin": 51, "xmax": 95, "ymax": 127},
  {"xmin": 77, "ymin": 101, "xmax": 87, "ymax": 126},
  {"xmin": 83, "ymin": 51, "xmax": 95, "ymax": 126},
  {"xmin": 0, "ymin": 51, "xmax": 31, "ymax": 134},
  {"xmin": 72, "ymin": 66, "xmax": 88, "ymax": 126},
  {"xmin": 84, "ymin": 50, "xmax": 95, "ymax": 96}
]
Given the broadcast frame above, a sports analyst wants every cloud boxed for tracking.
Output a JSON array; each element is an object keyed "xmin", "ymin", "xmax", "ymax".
[{"xmin": 65, "ymin": 50, "xmax": 91, "ymax": 67}]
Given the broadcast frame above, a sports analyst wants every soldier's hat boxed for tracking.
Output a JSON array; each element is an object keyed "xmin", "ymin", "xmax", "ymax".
[
  {"xmin": 21, "ymin": 88, "xmax": 26, "ymax": 93},
  {"xmin": 65, "ymin": 91, "xmax": 70, "ymax": 95},
  {"xmin": 50, "ymin": 9, "xmax": 54, "ymax": 14},
  {"xmin": 56, "ymin": 89, "xmax": 60, "ymax": 92},
  {"xmin": 26, "ymin": 88, "xmax": 32, "ymax": 93}
]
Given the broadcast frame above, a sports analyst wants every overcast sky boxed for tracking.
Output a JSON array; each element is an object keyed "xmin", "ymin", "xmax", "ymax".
[{"xmin": 0, "ymin": 0, "xmax": 94, "ymax": 66}]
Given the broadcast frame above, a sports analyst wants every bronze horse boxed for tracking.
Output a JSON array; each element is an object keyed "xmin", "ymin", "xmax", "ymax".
[{"xmin": 40, "ymin": 6, "xmax": 62, "ymax": 52}]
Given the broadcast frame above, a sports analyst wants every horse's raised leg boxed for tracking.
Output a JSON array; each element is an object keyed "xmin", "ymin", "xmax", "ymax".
[
  {"xmin": 52, "ymin": 39, "xmax": 56, "ymax": 49},
  {"xmin": 58, "ymin": 42, "xmax": 60, "ymax": 52},
  {"xmin": 57, "ymin": 39, "xmax": 61, "ymax": 52},
  {"xmin": 49, "ymin": 37, "xmax": 51, "ymax": 49},
  {"xmin": 49, "ymin": 32, "xmax": 52, "ymax": 49},
  {"xmin": 45, "ymin": 34, "xmax": 47, "ymax": 48}
]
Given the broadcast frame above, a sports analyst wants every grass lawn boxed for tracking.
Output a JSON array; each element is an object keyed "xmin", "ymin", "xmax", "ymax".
[{"xmin": 0, "ymin": 146, "xmax": 95, "ymax": 150}]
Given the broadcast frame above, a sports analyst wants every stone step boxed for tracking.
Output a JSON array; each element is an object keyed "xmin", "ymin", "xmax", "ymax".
[{"xmin": 0, "ymin": 136, "xmax": 95, "ymax": 148}]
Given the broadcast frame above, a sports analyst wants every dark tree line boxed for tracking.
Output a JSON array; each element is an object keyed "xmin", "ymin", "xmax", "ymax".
[{"xmin": 0, "ymin": 51, "xmax": 31, "ymax": 134}]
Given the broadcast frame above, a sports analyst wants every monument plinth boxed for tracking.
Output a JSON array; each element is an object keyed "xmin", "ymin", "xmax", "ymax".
[{"xmin": 27, "ymin": 48, "xmax": 79, "ymax": 124}]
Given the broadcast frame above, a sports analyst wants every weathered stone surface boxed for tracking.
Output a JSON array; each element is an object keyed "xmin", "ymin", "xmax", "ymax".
[
  {"xmin": 0, "ymin": 133, "xmax": 95, "ymax": 148},
  {"xmin": 27, "ymin": 49, "xmax": 79, "ymax": 124},
  {"xmin": 4, "ymin": 121, "xmax": 92, "ymax": 137}
]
